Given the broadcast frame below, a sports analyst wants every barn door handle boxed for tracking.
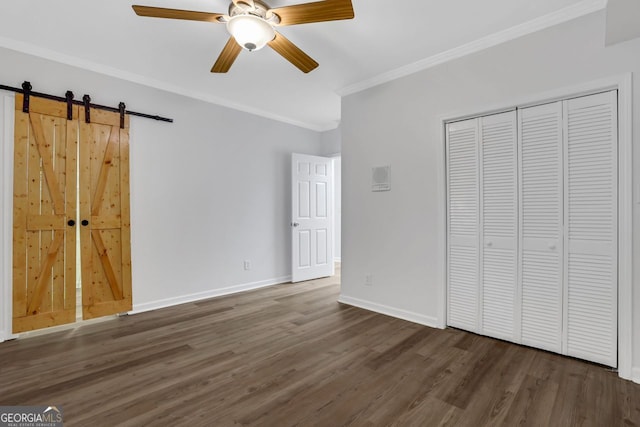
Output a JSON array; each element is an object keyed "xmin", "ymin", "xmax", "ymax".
[
  {"xmin": 68, "ymin": 219, "xmax": 76, "ymax": 226},
  {"xmin": 81, "ymin": 219, "xmax": 89, "ymax": 226}
]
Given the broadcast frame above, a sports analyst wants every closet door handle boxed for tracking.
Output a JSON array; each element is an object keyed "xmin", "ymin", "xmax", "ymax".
[
  {"xmin": 81, "ymin": 219, "xmax": 89, "ymax": 226},
  {"xmin": 67, "ymin": 219, "xmax": 76, "ymax": 227}
]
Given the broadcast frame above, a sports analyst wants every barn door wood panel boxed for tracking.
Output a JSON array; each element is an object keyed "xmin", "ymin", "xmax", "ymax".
[
  {"xmin": 79, "ymin": 110, "xmax": 132, "ymax": 319},
  {"xmin": 12, "ymin": 95, "xmax": 78, "ymax": 333}
]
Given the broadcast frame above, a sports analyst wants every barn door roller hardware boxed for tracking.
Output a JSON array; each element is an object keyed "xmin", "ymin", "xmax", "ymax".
[
  {"xmin": 83, "ymin": 94, "xmax": 92, "ymax": 124},
  {"xmin": 65, "ymin": 91, "xmax": 74, "ymax": 120},
  {"xmin": 1, "ymin": 81, "xmax": 173, "ymax": 127},
  {"xmin": 21, "ymin": 81, "xmax": 31, "ymax": 113}
]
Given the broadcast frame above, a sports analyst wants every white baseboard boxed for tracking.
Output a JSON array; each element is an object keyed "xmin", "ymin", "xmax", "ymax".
[
  {"xmin": 338, "ymin": 294, "xmax": 439, "ymax": 328},
  {"xmin": 130, "ymin": 275, "xmax": 291, "ymax": 315},
  {"xmin": 632, "ymin": 367, "xmax": 640, "ymax": 384}
]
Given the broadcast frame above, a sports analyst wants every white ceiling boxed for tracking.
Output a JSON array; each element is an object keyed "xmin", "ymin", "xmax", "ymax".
[{"xmin": 0, "ymin": 0, "xmax": 604, "ymax": 130}]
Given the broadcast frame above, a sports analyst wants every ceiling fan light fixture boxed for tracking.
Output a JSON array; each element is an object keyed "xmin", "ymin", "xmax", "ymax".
[{"xmin": 227, "ymin": 14, "xmax": 275, "ymax": 51}]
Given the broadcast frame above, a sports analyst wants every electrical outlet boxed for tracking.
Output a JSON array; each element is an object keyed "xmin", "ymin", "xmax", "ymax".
[
  {"xmin": 365, "ymin": 274, "xmax": 373, "ymax": 286},
  {"xmin": 244, "ymin": 260, "xmax": 251, "ymax": 271}
]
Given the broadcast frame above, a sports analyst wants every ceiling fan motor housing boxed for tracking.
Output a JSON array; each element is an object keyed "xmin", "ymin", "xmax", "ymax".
[{"xmin": 228, "ymin": 0, "xmax": 280, "ymax": 23}]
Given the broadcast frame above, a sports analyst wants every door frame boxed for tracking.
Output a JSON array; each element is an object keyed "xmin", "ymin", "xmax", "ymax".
[
  {"xmin": 328, "ymin": 153, "xmax": 341, "ymax": 264},
  {"xmin": 437, "ymin": 73, "xmax": 633, "ymax": 380},
  {"xmin": 1, "ymin": 92, "xmax": 16, "ymax": 342}
]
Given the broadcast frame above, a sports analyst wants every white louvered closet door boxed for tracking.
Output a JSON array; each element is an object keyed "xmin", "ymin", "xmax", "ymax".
[
  {"xmin": 479, "ymin": 111, "xmax": 518, "ymax": 341},
  {"xmin": 518, "ymin": 102, "xmax": 564, "ymax": 353},
  {"xmin": 447, "ymin": 118, "xmax": 479, "ymax": 333},
  {"xmin": 563, "ymin": 91, "xmax": 618, "ymax": 367}
]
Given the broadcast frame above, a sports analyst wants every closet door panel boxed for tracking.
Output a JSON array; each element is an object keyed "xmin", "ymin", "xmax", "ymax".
[
  {"xmin": 447, "ymin": 118, "xmax": 479, "ymax": 332},
  {"xmin": 518, "ymin": 102, "xmax": 563, "ymax": 353},
  {"xmin": 479, "ymin": 111, "xmax": 518, "ymax": 340},
  {"xmin": 564, "ymin": 91, "xmax": 617, "ymax": 367}
]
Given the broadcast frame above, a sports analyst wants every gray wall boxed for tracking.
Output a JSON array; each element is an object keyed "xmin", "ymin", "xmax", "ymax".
[
  {"xmin": 320, "ymin": 126, "xmax": 342, "ymax": 156},
  {"xmin": 341, "ymin": 11, "xmax": 640, "ymax": 378},
  {"xmin": 0, "ymin": 47, "xmax": 324, "ymax": 339}
]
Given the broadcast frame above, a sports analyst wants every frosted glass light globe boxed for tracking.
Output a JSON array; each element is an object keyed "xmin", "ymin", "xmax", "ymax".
[{"xmin": 227, "ymin": 15, "xmax": 275, "ymax": 51}]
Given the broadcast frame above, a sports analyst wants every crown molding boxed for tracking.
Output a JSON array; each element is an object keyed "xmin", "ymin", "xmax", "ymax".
[
  {"xmin": 337, "ymin": 0, "xmax": 608, "ymax": 97},
  {"xmin": 0, "ymin": 36, "xmax": 332, "ymax": 132}
]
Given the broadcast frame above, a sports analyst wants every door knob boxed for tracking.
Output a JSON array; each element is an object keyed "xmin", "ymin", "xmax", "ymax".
[
  {"xmin": 67, "ymin": 219, "xmax": 75, "ymax": 226},
  {"xmin": 81, "ymin": 219, "xmax": 89, "ymax": 226},
  {"xmin": 486, "ymin": 241, "xmax": 493, "ymax": 247},
  {"xmin": 548, "ymin": 243, "xmax": 556, "ymax": 250},
  {"xmin": 291, "ymin": 222, "xmax": 299, "ymax": 227}
]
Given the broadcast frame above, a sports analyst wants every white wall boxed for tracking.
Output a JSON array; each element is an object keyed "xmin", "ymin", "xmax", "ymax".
[
  {"xmin": 0, "ymin": 93, "xmax": 13, "ymax": 342},
  {"xmin": 0, "ymin": 47, "xmax": 324, "ymax": 339},
  {"xmin": 341, "ymin": 11, "xmax": 640, "ymax": 380},
  {"xmin": 320, "ymin": 126, "xmax": 342, "ymax": 156}
]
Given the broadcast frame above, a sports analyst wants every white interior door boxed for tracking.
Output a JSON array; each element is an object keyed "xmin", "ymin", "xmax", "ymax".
[{"xmin": 291, "ymin": 153, "xmax": 333, "ymax": 283}]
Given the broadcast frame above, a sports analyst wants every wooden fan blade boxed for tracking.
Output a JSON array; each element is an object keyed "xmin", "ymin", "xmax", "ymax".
[
  {"xmin": 211, "ymin": 38, "xmax": 243, "ymax": 73},
  {"xmin": 268, "ymin": 32, "xmax": 319, "ymax": 73},
  {"xmin": 269, "ymin": 0, "xmax": 354, "ymax": 26},
  {"xmin": 132, "ymin": 5, "xmax": 224, "ymax": 23}
]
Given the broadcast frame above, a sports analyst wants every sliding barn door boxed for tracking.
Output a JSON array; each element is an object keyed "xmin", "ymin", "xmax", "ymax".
[
  {"xmin": 12, "ymin": 95, "xmax": 78, "ymax": 332},
  {"xmin": 79, "ymin": 110, "xmax": 132, "ymax": 319}
]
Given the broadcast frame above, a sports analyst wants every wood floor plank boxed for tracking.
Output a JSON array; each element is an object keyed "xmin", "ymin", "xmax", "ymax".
[{"xmin": 1, "ymin": 266, "xmax": 639, "ymax": 426}]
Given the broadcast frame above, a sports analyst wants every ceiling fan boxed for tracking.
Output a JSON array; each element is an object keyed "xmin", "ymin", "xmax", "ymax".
[{"xmin": 132, "ymin": 0, "xmax": 355, "ymax": 73}]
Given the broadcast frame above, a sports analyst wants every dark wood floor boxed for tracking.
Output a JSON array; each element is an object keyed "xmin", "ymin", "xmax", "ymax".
[{"xmin": 1, "ymin": 268, "xmax": 639, "ymax": 426}]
